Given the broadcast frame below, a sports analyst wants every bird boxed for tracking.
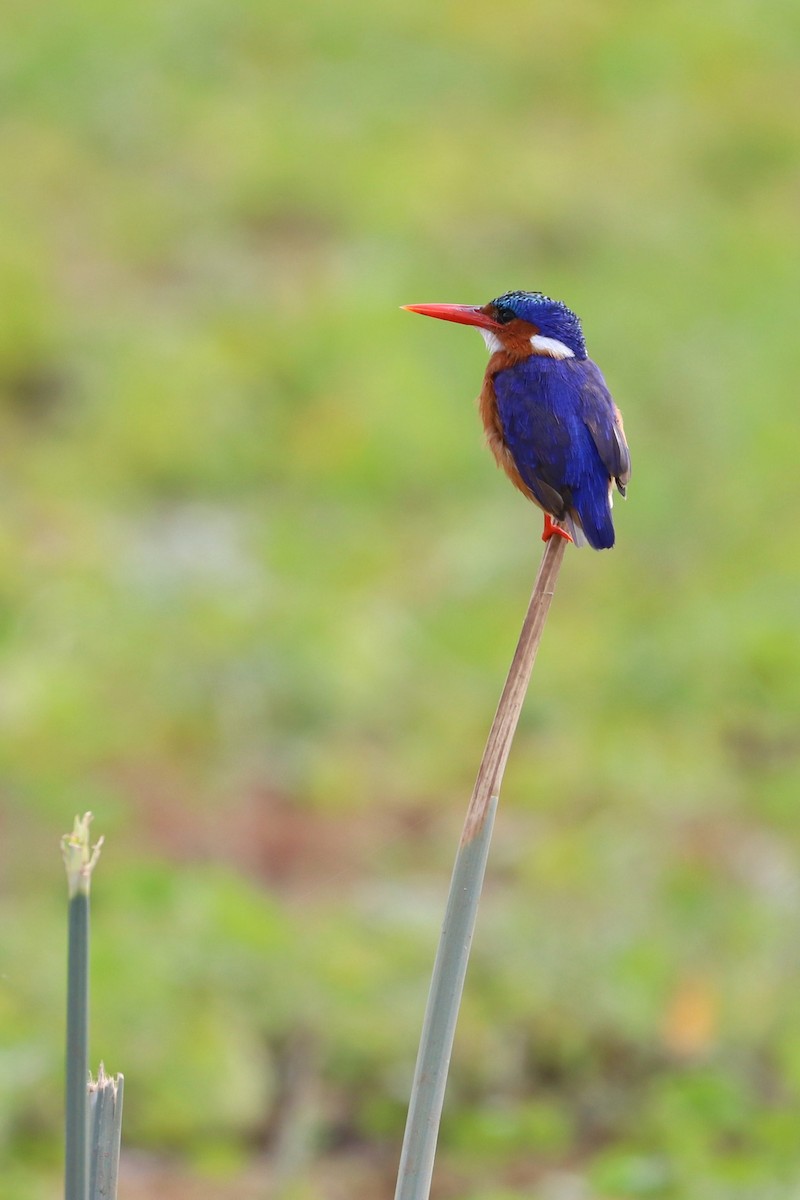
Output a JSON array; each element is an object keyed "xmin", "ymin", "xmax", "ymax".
[{"xmin": 403, "ymin": 290, "xmax": 630, "ymax": 550}]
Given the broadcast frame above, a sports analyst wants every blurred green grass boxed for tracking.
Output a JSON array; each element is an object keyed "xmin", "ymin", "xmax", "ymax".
[{"xmin": 1, "ymin": 0, "xmax": 799, "ymax": 1197}]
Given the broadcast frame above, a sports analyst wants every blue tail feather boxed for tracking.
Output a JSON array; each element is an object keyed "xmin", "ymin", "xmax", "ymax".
[
  {"xmin": 570, "ymin": 489, "xmax": 615, "ymax": 550},
  {"xmin": 574, "ymin": 507, "xmax": 614, "ymax": 550}
]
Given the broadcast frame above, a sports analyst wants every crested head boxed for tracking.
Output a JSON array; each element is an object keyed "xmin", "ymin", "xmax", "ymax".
[{"xmin": 486, "ymin": 290, "xmax": 587, "ymax": 360}]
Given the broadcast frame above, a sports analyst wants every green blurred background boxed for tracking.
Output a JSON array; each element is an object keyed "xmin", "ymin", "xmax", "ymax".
[{"xmin": 2, "ymin": 1, "xmax": 799, "ymax": 1197}]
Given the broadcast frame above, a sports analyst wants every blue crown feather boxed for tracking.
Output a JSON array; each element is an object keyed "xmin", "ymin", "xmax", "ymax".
[{"xmin": 490, "ymin": 290, "xmax": 587, "ymax": 359}]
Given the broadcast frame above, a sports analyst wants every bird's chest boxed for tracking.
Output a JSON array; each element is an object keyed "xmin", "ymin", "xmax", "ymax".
[
  {"xmin": 478, "ymin": 373, "xmax": 505, "ymax": 458},
  {"xmin": 484, "ymin": 358, "xmax": 582, "ymax": 446},
  {"xmin": 480, "ymin": 357, "xmax": 548, "ymax": 451},
  {"xmin": 478, "ymin": 363, "xmax": 540, "ymax": 498}
]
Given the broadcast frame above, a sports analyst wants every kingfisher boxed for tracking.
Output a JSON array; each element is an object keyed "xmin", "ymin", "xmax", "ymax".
[{"xmin": 403, "ymin": 290, "xmax": 630, "ymax": 549}]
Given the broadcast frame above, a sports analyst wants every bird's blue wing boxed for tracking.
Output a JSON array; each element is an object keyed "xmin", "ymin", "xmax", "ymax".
[
  {"xmin": 493, "ymin": 357, "xmax": 628, "ymax": 549},
  {"xmin": 493, "ymin": 358, "xmax": 594, "ymax": 515},
  {"xmin": 578, "ymin": 361, "xmax": 631, "ymax": 493}
]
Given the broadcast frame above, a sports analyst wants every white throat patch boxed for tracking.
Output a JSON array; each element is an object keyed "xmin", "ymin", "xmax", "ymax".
[
  {"xmin": 530, "ymin": 334, "xmax": 574, "ymax": 359},
  {"xmin": 479, "ymin": 329, "xmax": 503, "ymax": 354}
]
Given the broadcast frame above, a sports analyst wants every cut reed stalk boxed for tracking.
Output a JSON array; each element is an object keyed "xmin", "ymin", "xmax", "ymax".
[
  {"xmin": 394, "ymin": 535, "xmax": 567, "ymax": 1200},
  {"xmin": 62, "ymin": 813, "xmax": 103, "ymax": 1200},
  {"xmin": 89, "ymin": 1066, "xmax": 124, "ymax": 1200}
]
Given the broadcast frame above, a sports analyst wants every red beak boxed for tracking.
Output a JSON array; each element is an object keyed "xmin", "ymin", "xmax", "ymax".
[{"xmin": 402, "ymin": 303, "xmax": 501, "ymax": 331}]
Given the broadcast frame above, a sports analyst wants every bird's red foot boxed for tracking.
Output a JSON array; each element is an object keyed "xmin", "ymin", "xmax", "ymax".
[{"xmin": 542, "ymin": 514, "xmax": 573, "ymax": 544}]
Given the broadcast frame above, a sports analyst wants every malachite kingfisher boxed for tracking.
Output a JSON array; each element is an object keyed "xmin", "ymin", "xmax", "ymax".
[{"xmin": 403, "ymin": 290, "xmax": 631, "ymax": 550}]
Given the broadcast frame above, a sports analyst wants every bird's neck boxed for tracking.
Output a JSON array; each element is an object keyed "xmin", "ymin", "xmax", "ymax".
[
  {"xmin": 485, "ymin": 347, "xmax": 525, "ymax": 377},
  {"xmin": 482, "ymin": 340, "xmax": 580, "ymax": 390},
  {"xmin": 481, "ymin": 326, "xmax": 577, "ymax": 370}
]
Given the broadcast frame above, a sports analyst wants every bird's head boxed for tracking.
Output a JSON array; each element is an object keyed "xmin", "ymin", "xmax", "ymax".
[{"xmin": 403, "ymin": 289, "xmax": 587, "ymax": 361}]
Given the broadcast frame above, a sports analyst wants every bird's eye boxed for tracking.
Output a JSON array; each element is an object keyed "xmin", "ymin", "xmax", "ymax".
[{"xmin": 494, "ymin": 306, "xmax": 516, "ymax": 325}]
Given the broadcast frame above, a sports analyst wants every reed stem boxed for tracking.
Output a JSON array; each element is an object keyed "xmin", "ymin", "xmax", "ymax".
[
  {"xmin": 394, "ymin": 536, "xmax": 567, "ymax": 1200},
  {"xmin": 62, "ymin": 814, "xmax": 103, "ymax": 1200},
  {"xmin": 89, "ymin": 1066, "xmax": 124, "ymax": 1200}
]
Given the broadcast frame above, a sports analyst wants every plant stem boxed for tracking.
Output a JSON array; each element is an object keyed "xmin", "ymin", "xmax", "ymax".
[
  {"xmin": 394, "ymin": 536, "xmax": 567, "ymax": 1200},
  {"xmin": 65, "ymin": 888, "xmax": 89, "ymax": 1200},
  {"xmin": 62, "ymin": 814, "xmax": 103, "ymax": 1200},
  {"xmin": 89, "ymin": 1066, "xmax": 124, "ymax": 1200}
]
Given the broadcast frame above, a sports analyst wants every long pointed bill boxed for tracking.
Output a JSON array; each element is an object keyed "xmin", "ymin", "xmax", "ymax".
[{"xmin": 402, "ymin": 303, "xmax": 501, "ymax": 331}]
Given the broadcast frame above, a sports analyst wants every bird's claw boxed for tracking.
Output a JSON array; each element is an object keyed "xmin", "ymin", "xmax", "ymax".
[{"xmin": 542, "ymin": 515, "xmax": 573, "ymax": 544}]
